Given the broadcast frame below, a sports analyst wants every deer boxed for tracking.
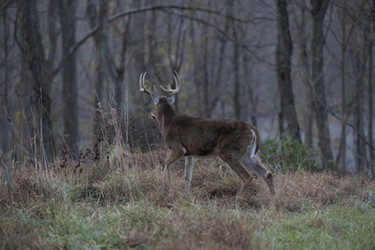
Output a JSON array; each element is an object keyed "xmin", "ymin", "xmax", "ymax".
[
  {"xmin": 139, "ymin": 72, "xmax": 276, "ymax": 198},
  {"xmin": 0, "ymin": 116, "xmax": 14, "ymax": 212}
]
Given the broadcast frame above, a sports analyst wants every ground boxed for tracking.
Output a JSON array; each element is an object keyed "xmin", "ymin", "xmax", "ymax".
[{"xmin": 1, "ymin": 148, "xmax": 374, "ymax": 249}]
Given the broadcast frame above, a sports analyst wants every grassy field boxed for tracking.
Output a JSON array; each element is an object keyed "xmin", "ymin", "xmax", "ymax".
[{"xmin": 1, "ymin": 148, "xmax": 375, "ymax": 249}]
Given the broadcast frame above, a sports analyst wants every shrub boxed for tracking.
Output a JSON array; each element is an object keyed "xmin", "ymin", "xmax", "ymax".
[{"xmin": 261, "ymin": 136, "xmax": 319, "ymax": 173}]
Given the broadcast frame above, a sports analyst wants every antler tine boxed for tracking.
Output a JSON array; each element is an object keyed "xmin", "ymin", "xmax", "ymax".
[
  {"xmin": 159, "ymin": 72, "xmax": 181, "ymax": 96},
  {"xmin": 139, "ymin": 72, "xmax": 152, "ymax": 96},
  {"xmin": 139, "ymin": 72, "xmax": 143, "ymax": 91},
  {"xmin": 173, "ymin": 74, "xmax": 180, "ymax": 90},
  {"xmin": 174, "ymin": 70, "xmax": 181, "ymax": 86}
]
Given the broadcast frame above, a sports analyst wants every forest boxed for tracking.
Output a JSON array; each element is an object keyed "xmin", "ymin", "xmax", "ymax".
[{"xmin": 0, "ymin": 0, "xmax": 375, "ymax": 249}]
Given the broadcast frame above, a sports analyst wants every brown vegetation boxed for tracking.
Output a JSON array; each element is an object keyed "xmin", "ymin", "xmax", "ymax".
[
  {"xmin": 1, "ymin": 147, "xmax": 374, "ymax": 249},
  {"xmin": 1, "ymin": 147, "xmax": 373, "ymax": 211}
]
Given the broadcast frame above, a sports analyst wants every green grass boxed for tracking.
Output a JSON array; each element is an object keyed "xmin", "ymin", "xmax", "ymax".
[
  {"xmin": 257, "ymin": 205, "xmax": 375, "ymax": 250},
  {"xmin": 2, "ymin": 200, "xmax": 374, "ymax": 249}
]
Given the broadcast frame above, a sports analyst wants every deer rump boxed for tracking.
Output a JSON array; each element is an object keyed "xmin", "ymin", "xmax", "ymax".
[{"xmin": 164, "ymin": 115, "xmax": 260, "ymax": 158}]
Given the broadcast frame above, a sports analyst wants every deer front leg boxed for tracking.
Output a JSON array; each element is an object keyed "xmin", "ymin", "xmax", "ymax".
[
  {"xmin": 185, "ymin": 156, "xmax": 195, "ymax": 195},
  {"xmin": 165, "ymin": 148, "xmax": 184, "ymax": 183}
]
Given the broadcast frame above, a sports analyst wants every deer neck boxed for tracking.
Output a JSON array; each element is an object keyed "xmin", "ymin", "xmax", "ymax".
[{"xmin": 156, "ymin": 104, "xmax": 176, "ymax": 134}]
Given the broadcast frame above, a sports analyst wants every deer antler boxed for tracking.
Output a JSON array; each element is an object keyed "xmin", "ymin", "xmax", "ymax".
[
  {"xmin": 139, "ymin": 72, "xmax": 153, "ymax": 97},
  {"xmin": 160, "ymin": 72, "xmax": 181, "ymax": 97}
]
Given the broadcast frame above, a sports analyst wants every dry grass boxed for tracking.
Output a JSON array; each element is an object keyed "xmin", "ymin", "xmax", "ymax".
[
  {"xmin": 1, "ymin": 148, "xmax": 374, "ymax": 210},
  {"xmin": 1, "ymin": 147, "xmax": 374, "ymax": 249},
  {"xmin": 252, "ymin": 171, "xmax": 373, "ymax": 212}
]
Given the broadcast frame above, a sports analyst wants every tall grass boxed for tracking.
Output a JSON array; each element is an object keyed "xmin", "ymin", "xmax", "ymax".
[
  {"xmin": 1, "ymin": 145, "xmax": 374, "ymax": 249},
  {"xmin": 1, "ymin": 109, "xmax": 375, "ymax": 249}
]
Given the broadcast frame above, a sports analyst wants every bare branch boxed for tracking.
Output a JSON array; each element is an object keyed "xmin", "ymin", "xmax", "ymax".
[{"xmin": 52, "ymin": 4, "xmax": 274, "ymax": 79}]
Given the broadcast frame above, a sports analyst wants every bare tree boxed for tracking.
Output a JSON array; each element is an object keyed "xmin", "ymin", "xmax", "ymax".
[
  {"xmin": 294, "ymin": 3, "xmax": 313, "ymax": 147},
  {"xmin": 57, "ymin": 0, "xmax": 79, "ymax": 156},
  {"xmin": 0, "ymin": 7, "xmax": 10, "ymax": 115},
  {"xmin": 351, "ymin": 13, "xmax": 368, "ymax": 175},
  {"xmin": 231, "ymin": 9, "xmax": 241, "ymax": 120},
  {"xmin": 87, "ymin": 0, "xmax": 108, "ymax": 105},
  {"xmin": 211, "ymin": 0, "xmax": 231, "ymax": 119},
  {"xmin": 310, "ymin": 0, "xmax": 334, "ymax": 170},
  {"xmin": 0, "ymin": 116, "xmax": 14, "ymax": 213},
  {"xmin": 369, "ymin": 0, "xmax": 375, "ymax": 178},
  {"xmin": 335, "ymin": 0, "xmax": 355, "ymax": 172},
  {"xmin": 201, "ymin": 13, "xmax": 211, "ymax": 117},
  {"xmin": 21, "ymin": 0, "xmax": 54, "ymax": 160},
  {"xmin": 166, "ymin": 9, "xmax": 186, "ymax": 112},
  {"xmin": 275, "ymin": 0, "xmax": 301, "ymax": 142},
  {"xmin": 109, "ymin": 20, "xmax": 132, "ymax": 128}
]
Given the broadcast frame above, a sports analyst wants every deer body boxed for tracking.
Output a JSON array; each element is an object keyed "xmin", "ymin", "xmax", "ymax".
[
  {"xmin": 162, "ymin": 115, "xmax": 258, "ymax": 157},
  {"xmin": 140, "ymin": 72, "xmax": 275, "ymax": 197}
]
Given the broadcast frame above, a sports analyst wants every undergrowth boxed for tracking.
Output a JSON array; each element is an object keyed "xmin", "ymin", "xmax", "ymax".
[
  {"xmin": 261, "ymin": 136, "xmax": 319, "ymax": 173},
  {"xmin": 1, "ymin": 145, "xmax": 375, "ymax": 249}
]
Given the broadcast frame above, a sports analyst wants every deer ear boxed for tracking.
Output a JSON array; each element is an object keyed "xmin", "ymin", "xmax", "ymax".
[
  {"xmin": 153, "ymin": 96, "xmax": 160, "ymax": 104},
  {"xmin": 167, "ymin": 95, "xmax": 175, "ymax": 104}
]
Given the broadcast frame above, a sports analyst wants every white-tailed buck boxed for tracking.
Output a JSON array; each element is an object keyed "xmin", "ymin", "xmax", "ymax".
[
  {"xmin": 0, "ymin": 116, "xmax": 14, "ymax": 212},
  {"xmin": 139, "ymin": 72, "xmax": 275, "ymax": 197}
]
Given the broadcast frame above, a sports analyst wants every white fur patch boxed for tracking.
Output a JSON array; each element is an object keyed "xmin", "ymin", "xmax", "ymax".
[
  {"xmin": 182, "ymin": 147, "xmax": 187, "ymax": 155},
  {"xmin": 248, "ymin": 129, "xmax": 257, "ymax": 158}
]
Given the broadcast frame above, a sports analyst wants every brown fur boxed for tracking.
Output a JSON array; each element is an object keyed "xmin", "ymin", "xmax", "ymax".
[{"xmin": 152, "ymin": 96, "xmax": 275, "ymax": 197}]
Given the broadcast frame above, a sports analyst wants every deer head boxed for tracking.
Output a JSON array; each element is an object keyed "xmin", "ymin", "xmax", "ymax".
[{"xmin": 139, "ymin": 72, "xmax": 180, "ymax": 131}]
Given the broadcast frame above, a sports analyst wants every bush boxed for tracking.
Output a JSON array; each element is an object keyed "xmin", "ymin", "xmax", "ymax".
[{"xmin": 261, "ymin": 136, "xmax": 319, "ymax": 173}]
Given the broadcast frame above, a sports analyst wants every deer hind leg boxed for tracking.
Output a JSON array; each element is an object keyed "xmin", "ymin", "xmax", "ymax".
[
  {"xmin": 165, "ymin": 148, "xmax": 184, "ymax": 183},
  {"xmin": 242, "ymin": 150, "xmax": 276, "ymax": 196},
  {"xmin": 184, "ymin": 156, "xmax": 195, "ymax": 195},
  {"xmin": 219, "ymin": 153, "xmax": 254, "ymax": 197}
]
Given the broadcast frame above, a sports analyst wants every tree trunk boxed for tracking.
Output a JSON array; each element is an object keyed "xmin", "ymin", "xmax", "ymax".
[
  {"xmin": 112, "ymin": 16, "xmax": 130, "ymax": 121},
  {"xmin": 202, "ymin": 24, "xmax": 210, "ymax": 116},
  {"xmin": 242, "ymin": 50, "xmax": 257, "ymax": 126},
  {"xmin": 189, "ymin": 17, "xmax": 202, "ymax": 116},
  {"xmin": 275, "ymin": 0, "xmax": 301, "ymax": 142},
  {"xmin": 232, "ymin": 22, "xmax": 241, "ymax": 120},
  {"xmin": 87, "ymin": 0, "xmax": 108, "ymax": 105},
  {"xmin": 57, "ymin": 0, "xmax": 79, "ymax": 157},
  {"xmin": 297, "ymin": 6, "xmax": 313, "ymax": 147},
  {"xmin": 336, "ymin": 2, "xmax": 348, "ymax": 173},
  {"xmin": 210, "ymin": 1, "xmax": 230, "ymax": 118},
  {"xmin": 167, "ymin": 12, "xmax": 185, "ymax": 113},
  {"xmin": 310, "ymin": 0, "xmax": 334, "ymax": 170},
  {"xmin": 368, "ymin": 0, "xmax": 375, "ymax": 178},
  {"xmin": 0, "ymin": 11, "xmax": 10, "ymax": 115},
  {"xmin": 22, "ymin": 0, "xmax": 54, "ymax": 160},
  {"xmin": 105, "ymin": 2, "xmax": 131, "ymax": 146},
  {"xmin": 354, "ymin": 33, "xmax": 368, "ymax": 175},
  {"xmin": 369, "ymin": 41, "xmax": 374, "ymax": 177}
]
